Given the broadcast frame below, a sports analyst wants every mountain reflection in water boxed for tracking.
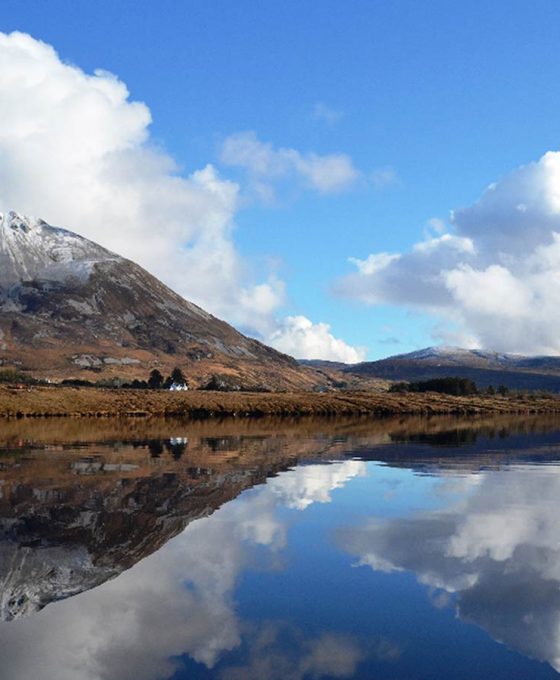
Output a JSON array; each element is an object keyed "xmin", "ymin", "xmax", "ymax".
[{"xmin": 0, "ymin": 415, "xmax": 560, "ymax": 679}]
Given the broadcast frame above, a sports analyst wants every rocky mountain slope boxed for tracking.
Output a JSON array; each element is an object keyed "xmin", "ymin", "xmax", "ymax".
[
  {"xmin": 346, "ymin": 346, "xmax": 560, "ymax": 391},
  {"xmin": 0, "ymin": 212, "xmax": 321, "ymax": 389}
]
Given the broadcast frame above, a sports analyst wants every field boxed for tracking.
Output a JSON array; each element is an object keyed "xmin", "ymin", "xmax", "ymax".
[{"xmin": 1, "ymin": 385, "xmax": 560, "ymax": 418}]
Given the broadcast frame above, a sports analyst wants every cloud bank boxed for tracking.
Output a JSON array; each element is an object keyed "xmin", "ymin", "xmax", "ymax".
[
  {"xmin": 0, "ymin": 31, "xmax": 361, "ymax": 362},
  {"xmin": 337, "ymin": 151, "xmax": 560, "ymax": 354}
]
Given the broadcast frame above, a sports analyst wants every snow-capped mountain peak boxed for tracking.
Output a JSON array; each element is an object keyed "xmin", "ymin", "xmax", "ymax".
[
  {"xmin": 0, "ymin": 212, "xmax": 120, "ymax": 286},
  {"xmin": 395, "ymin": 346, "xmax": 467, "ymax": 361}
]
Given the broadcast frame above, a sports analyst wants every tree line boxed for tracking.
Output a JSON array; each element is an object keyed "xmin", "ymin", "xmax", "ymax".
[
  {"xmin": 388, "ymin": 376, "xmax": 510, "ymax": 396},
  {"xmin": 61, "ymin": 367, "xmax": 187, "ymax": 389}
]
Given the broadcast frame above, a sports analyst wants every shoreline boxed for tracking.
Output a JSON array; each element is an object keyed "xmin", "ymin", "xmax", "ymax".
[{"xmin": 1, "ymin": 385, "xmax": 560, "ymax": 419}]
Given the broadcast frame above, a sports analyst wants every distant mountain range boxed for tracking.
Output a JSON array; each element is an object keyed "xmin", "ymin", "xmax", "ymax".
[
  {"xmin": 0, "ymin": 212, "xmax": 324, "ymax": 390},
  {"xmin": 339, "ymin": 346, "xmax": 560, "ymax": 392}
]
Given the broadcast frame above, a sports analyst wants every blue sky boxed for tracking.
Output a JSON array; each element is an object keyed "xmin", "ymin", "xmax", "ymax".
[{"xmin": 2, "ymin": 1, "xmax": 560, "ymax": 359}]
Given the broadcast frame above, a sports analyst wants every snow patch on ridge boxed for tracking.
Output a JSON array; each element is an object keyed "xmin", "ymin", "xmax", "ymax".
[
  {"xmin": 0, "ymin": 211, "xmax": 122, "ymax": 288},
  {"xmin": 390, "ymin": 345, "xmax": 528, "ymax": 365}
]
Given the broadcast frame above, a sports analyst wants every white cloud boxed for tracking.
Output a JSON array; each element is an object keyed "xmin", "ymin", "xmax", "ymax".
[
  {"xmin": 0, "ymin": 31, "xmax": 284, "ymax": 334},
  {"xmin": 220, "ymin": 131, "xmax": 360, "ymax": 198},
  {"xmin": 413, "ymin": 233, "xmax": 475, "ymax": 255},
  {"xmin": 268, "ymin": 460, "xmax": 367, "ymax": 510},
  {"xmin": 337, "ymin": 149, "xmax": 560, "ymax": 354},
  {"xmin": 444, "ymin": 264, "xmax": 531, "ymax": 318},
  {"xmin": 268, "ymin": 315, "xmax": 366, "ymax": 363},
  {"xmin": 349, "ymin": 252, "xmax": 401, "ymax": 276}
]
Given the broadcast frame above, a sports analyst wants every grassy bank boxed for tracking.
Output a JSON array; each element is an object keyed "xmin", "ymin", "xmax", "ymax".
[{"xmin": 1, "ymin": 385, "xmax": 560, "ymax": 418}]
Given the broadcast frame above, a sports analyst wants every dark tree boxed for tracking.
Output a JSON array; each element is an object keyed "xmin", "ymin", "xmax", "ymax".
[
  {"xmin": 166, "ymin": 441, "xmax": 186, "ymax": 460},
  {"xmin": 171, "ymin": 367, "xmax": 186, "ymax": 384},
  {"xmin": 148, "ymin": 440, "xmax": 164, "ymax": 457},
  {"xmin": 148, "ymin": 369, "xmax": 164, "ymax": 389}
]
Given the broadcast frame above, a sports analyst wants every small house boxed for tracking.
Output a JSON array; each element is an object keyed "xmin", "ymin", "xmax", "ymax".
[{"xmin": 169, "ymin": 382, "xmax": 188, "ymax": 391}]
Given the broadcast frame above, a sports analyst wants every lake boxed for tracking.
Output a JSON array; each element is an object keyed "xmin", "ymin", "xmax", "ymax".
[{"xmin": 0, "ymin": 414, "xmax": 560, "ymax": 679}]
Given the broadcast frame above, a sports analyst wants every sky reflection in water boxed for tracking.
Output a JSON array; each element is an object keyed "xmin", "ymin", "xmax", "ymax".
[{"xmin": 0, "ymin": 417, "xmax": 559, "ymax": 679}]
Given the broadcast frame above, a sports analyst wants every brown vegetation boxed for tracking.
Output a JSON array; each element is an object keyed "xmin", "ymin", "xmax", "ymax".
[{"xmin": 1, "ymin": 384, "xmax": 560, "ymax": 418}]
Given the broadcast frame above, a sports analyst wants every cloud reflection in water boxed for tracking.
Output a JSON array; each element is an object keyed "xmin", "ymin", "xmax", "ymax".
[{"xmin": 338, "ymin": 464, "xmax": 560, "ymax": 673}]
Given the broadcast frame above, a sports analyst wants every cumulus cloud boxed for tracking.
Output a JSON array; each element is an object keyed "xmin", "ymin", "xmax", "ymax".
[
  {"xmin": 337, "ymin": 150, "xmax": 560, "ymax": 354},
  {"xmin": 268, "ymin": 315, "xmax": 366, "ymax": 363},
  {"xmin": 220, "ymin": 131, "xmax": 360, "ymax": 199}
]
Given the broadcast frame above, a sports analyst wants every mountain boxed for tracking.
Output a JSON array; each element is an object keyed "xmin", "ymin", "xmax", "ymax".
[
  {"xmin": 0, "ymin": 212, "xmax": 321, "ymax": 389},
  {"xmin": 346, "ymin": 346, "xmax": 560, "ymax": 392}
]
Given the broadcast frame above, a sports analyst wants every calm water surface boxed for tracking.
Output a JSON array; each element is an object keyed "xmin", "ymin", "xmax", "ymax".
[{"xmin": 0, "ymin": 415, "xmax": 560, "ymax": 679}]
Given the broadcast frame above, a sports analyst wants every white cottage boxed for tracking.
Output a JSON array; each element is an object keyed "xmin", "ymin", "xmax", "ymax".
[{"xmin": 169, "ymin": 383, "xmax": 188, "ymax": 391}]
